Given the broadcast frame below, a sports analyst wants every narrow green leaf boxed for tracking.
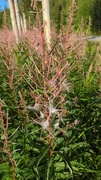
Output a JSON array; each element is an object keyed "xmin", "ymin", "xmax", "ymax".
[
  {"xmin": 46, "ymin": 157, "xmax": 53, "ymax": 180},
  {"xmin": 37, "ymin": 147, "xmax": 49, "ymax": 167},
  {"xmin": 58, "ymin": 152, "xmax": 73, "ymax": 179}
]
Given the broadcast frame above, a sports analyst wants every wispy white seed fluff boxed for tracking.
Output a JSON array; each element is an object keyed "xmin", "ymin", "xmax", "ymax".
[
  {"xmin": 27, "ymin": 103, "xmax": 40, "ymax": 111},
  {"xmin": 33, "ymin": 103, "xmax": 40, "ymax": 111},
  {"xmin": 27, "ymin": 106, "xmax": 35, "ymax": 110},
  {"xmin": 48, "ymin": 100, "xmax": 58, "ymax": 114},
  {"xmin": 41, "ymin": 120, "xmax": 49, "ymax": 130},
  {"xmin": 49, "ymin": 106, "xmax": 58, "ymax": 114},
  {"xmin": 54, "ymin": 122, "xmax": 59, "ymax": 129},
  {"xmin": 40, "ymin": 111, "xmax": 45, "ymax": 119}
]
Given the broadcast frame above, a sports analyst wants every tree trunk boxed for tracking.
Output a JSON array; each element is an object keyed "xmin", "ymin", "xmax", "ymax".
[
  {"xmin": 14, "ymin": 0, "xmax": 22, "ymax": 37},
  {"xmin": 8, "ymin": 0, "xmax": 19, "ymax": 42},
  {"xmin": 42, "ymin": 0, "xmax": 51, "ymax": 50},
  {"xmin": 23, "ymin": 12, "xmax": 27, "ymax": 32}
]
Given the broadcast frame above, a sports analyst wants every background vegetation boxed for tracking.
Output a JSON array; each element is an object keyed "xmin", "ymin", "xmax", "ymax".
[{"xmin": 0, "ymin": 0, "xmax": 101, "ymax": 33}]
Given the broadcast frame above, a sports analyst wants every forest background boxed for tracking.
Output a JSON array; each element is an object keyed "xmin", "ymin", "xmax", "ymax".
[{"xmin": 0, "ymin": 0, "xmax": 101, "ymax": 34}]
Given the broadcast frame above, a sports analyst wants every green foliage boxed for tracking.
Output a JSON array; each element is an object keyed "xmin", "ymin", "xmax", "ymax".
[
  {"xmin": 50, "ymin": 0, "xmax": 71, "ymax": 30},
  {"xmin": 0, "ymin": 8, "xmax": 11, "ymax": 29},
  {"xmin": 91, "ymin": 0, "xmax": 101, "ymax": 33},
  {"xmin": 75, "ymin": 0, "xmax": 93, "ymax": 29},
  {"xmin": 19, "ymin": 0, "xmax": 42, "ymax": 28},
  {"xmin": 0, "ymin": 36, "xmax": 101, "ymax": 180},
  {"xmin": 50, "ymin": 0, "xmax": 101, "ymax": 33},
  {"xmin": 65, "ymin": 44, "xmax": 101, "ymax": 179},
  {"xmin": 0, "ymin": 11, "xmax": 3, "ymax": 28}
]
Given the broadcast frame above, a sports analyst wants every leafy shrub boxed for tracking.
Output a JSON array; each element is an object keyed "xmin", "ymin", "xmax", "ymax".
[{"xmin": 0, "ymin": 22, "xmax": 101, "ymax": 180}]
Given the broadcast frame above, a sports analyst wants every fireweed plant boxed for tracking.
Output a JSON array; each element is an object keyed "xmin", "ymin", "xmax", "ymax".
[{"xmin": 0, "ymin": 1, "xmax": 101, "ymax": 180}]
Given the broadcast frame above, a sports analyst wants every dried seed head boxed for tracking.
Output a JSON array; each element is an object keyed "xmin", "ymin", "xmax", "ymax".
[
  {"xmin": 74, "ymin": 119, "xmax": 79, "ymax": 126},
  {"xmin": 27, "ymin": 103, "xmax": 40, "ymax": 111},
  {"xmin": 40, "ymin": 111, "xmax": 45, "ymax": 119},
  {"xmin": 54, "ymin": 122, "xmax": 59, "ymax": 129},
  {"xmin": 41, "ymin": 120, "xmax": 49, "ymax": 130},
  {"xmin": 33, "ymin": 103, "xmax": 40, "ymax": 111},
  {"xmin": 48, "ymin": 100, "xmax": 58, "ymax": 114},
  {"xmin": 61, "ymin": 79, "xmax": 71, "ymax": 92},
  {"xmin": 27, "ymin": 106, "xmax": 35, "ymax": 110},
  {"xmin": 49, "ymin": 106, "xmax": 58, "ymax": 114}
]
